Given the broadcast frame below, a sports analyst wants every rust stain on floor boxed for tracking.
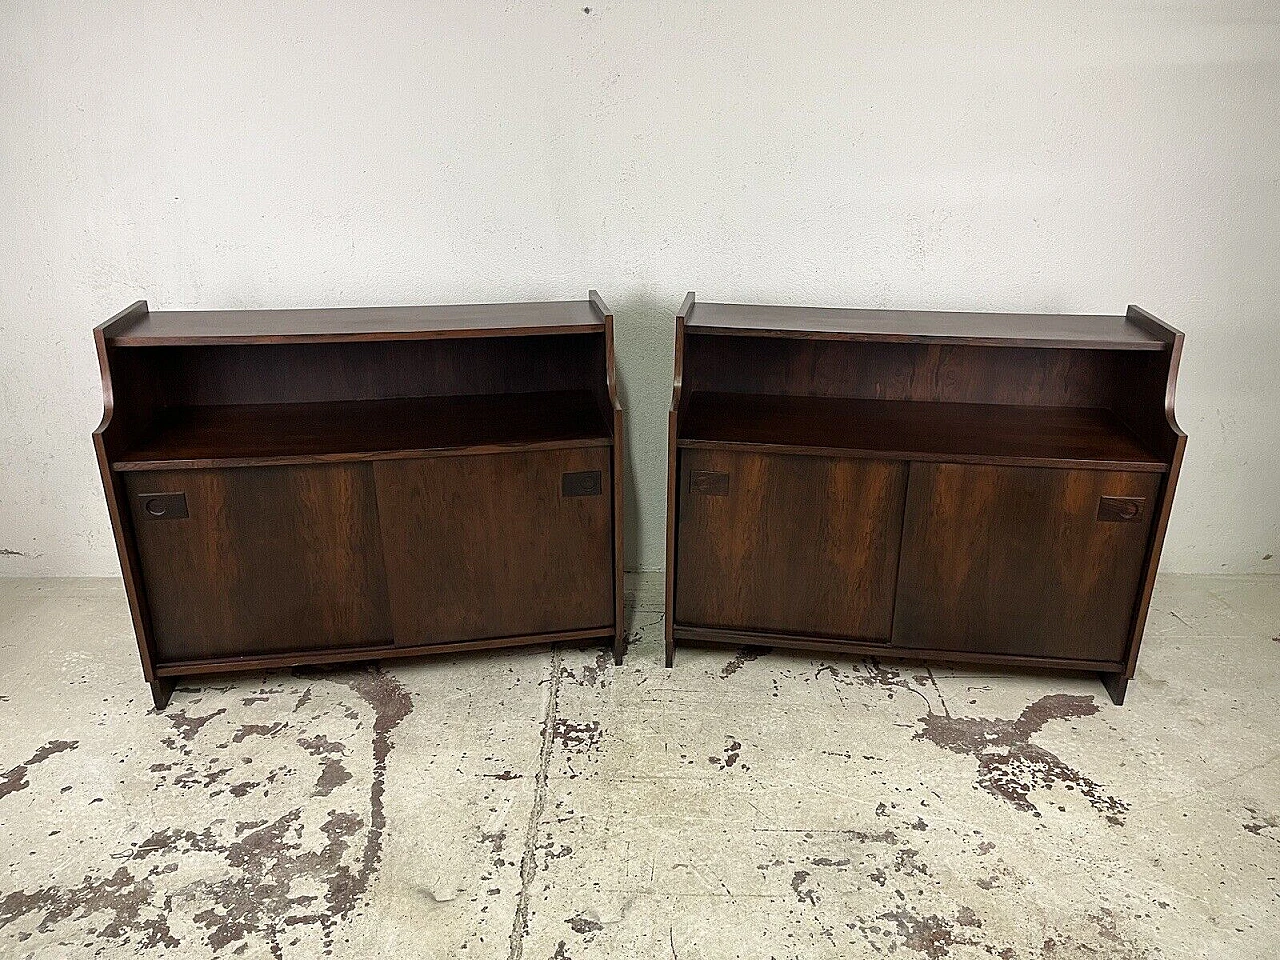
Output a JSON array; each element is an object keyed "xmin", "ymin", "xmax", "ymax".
[
  {"xmin": 0, "ymin": 739, "xmax": 78, "ymax": 801},
  {"xmin": 914, "ymin": 694, "xmax": 1130, "ymax": 823},
  {"xmin": 0, "ymin": 665, "xmax": 411, "ymax": 957},
  {"xmin": 3, "ymin": 576, "xmax": 1278, "ymax": 957}
]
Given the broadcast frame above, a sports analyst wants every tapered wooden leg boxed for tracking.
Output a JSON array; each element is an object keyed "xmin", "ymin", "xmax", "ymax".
[
  {"xmin": 1100, "ymin": 672, "xmax": 1129, "ymax": 706},
  {"xmin": 664, "ymin": 633, "xmax": 674, "ymax": 668},
  {"xmin": 149, "ymin": 676, "xmax": 176, "ymax": 711},
  {"xmin": 613, "ymin": 629, "xmax": 625, "ymax": 666}
]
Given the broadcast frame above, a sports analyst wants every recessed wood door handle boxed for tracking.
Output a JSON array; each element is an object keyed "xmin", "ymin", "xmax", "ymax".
[
  {"xmin": 137, "ymin": 492, "xmax": 188, "ymax": 519},
  {"xmin": 1097, "ymin": 496, "xmax": 1145, "ymax": 522},
  {"xmin": 561, "ymin": 470, "xmax": 602, "ymax": 497},
  {"xmin": 690, "ymin": 470, "xmax": 729, "ymax": 496}
]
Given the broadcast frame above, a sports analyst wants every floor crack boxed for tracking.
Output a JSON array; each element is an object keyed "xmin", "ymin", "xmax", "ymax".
[{"xmin": 507, "ymin": 646, "xmax": 564, "ymax": 960}]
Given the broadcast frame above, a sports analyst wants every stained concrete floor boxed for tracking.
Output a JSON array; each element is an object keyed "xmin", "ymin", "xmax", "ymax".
[{"xmin": 0, "ymin": 575, "xmax": 1277, "ymax": 960}]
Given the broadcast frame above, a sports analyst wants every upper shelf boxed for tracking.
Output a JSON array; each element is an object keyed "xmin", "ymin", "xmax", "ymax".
[
  {"xmin": 102, "ymin": 300, "xmax": 606, "ymax": 346},
  {"xmin": 679, "ymin": 392, "xmax": 1168, "ymax": 472},
  {"xmin": 685, "ymin": 302, "xmax": 1170, "ymax": 350}
]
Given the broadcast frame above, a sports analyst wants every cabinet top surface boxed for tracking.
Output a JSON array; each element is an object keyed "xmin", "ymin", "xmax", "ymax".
[
  {"xmin": 103, "ymin": 300, "xmax": 605, "ymax": 345},
  {"xmin": 686, "ymin": 302, "xmax": 1169, "ymax": 349}
]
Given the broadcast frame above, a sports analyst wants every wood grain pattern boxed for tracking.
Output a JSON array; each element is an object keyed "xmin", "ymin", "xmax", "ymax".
[
  {"xmin": 1116, "ymin": 305, "xmax": 1188, "ymax": 695},
  {"xmin": 684, "ymin": 336, "xmax": 1129, "ymax": 408},
  {"xmin": 892, "ymin": 463, "xmax": 1160, "ymax": 662},
  {"xmin": 124, "ymin": 465, "xmax": 393, "ymax": 663},
  {"xmin": 92, "ymin": 302, "xmax": 166, "ymax": 706},
  {"xmin": 680, "ymin": 392, "xmax": 1165, "ymax": 472},
  {"xmin": 675, "ymin": 450, "xmax": 906, "ymax": 639},
  {"xmin": 148, "ymin": 334, "xmax": 603, "ymax": 407},
  {"xmin": 373, "ymin": 448, "xmax": 614, "ymax": 646},
  {"xmin": 96, "ymin": 295, "xmax": 624, "ymax": 707},
  {"xmin": 664, "ymin": 296, "xmax": 1184, "ymax": 704},
  {"xmin": 114, "ymin": 391, "xmax": 610, "ymax": 470}
]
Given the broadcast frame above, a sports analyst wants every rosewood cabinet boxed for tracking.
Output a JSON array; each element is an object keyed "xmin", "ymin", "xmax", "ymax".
[
  {"xmin": 664, "ymin": 294, "xmax": 1186, "ymax": 705},
  {"xmin": 94, "ymin": 295, "xmax": 625, "ymax": 709}
]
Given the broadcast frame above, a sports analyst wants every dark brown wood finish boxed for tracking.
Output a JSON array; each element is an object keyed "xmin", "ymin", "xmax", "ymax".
[
  {"xmin": 663, "ymin": 292, "xmax": 694, "ymax": 667},
  {"xmin": 665, "ymin": 293, "xmax": 1186, "ymax": 704},
  {"xmin": 893, "ymin": 463, "xmax": 1160, "ymax": 662},
  {"xmin": 685, "ymin": 301, "xmax": 1166, "ymax": 348},
  {"xmin": 144, "ymin": 334, "xmax": 604, "ymax": 406},
  {"xmin": 589, "ymin": 291, "xmax": 627, "ymax": 664},
  {"xmin": 683, "ymin": 336, "xmax": 1132, "ymax": 408},
  {"xmin": 373, "ymin": 448, "xmax": 614, "ymax": 645},
  {"xmin": 93, "ymin": 302, "xmax": 164, "ymax": 706},
  {"xmin": 102, "ymin": 300, "xmax": 604, "ymax": 345},
  {"xmin": 151, "ymin": 627, "xmax": 616, "ymax": 677},
  {"xmin": 124, "ymin": 464, "xmax": 393, "ymax": 662},
  {"xmin": 673, "ymin": 627, "xmax": 1122, "ymax": 673},
  {"xmin": 676, "ymin": 450, "xmax": 906, "ymax": 639},
  {"xmin": 94, "ymin": 295, "xmax": 624, "ymax": 708},
  {"xmin": 1109, "ymin": 305, "xmax": 1187, "ymax": 704},
  {"xmin": 680, "ymin": 393, "xmax": 1164, "ymax": 471},
  {"xmin": 114, "ymin": 391, "xmax": 610, "ymax": 470}
]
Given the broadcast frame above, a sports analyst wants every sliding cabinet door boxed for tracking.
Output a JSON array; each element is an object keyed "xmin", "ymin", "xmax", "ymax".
[
  {"xmin": 893, "ymin": 463, "xmax": 1160, "ymax": 662},
  {"xmin": 125, "ymin": 464, "xmax": 392, "ymax": 663},
  {"xmin": 675, "ymin": 449, "xmax": 907, "ymax": 640},
  {"xmin": 374, "ymin": 448, "xmax": 614, "ymax": 645}
]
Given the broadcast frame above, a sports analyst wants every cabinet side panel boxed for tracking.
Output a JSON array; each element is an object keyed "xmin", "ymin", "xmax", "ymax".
[
  {"xmin": 124, "ymin": 465, "xmax": 392, "ymax": 662},
  {"xmin": 674, "ymin": 450, "xmax": 906, "ymax": 639},
  {"xmin": 893, "ymin": 463, "xmax": 1159, "ymax": 662},
  {"xmin": 374, "ymin": 448, "xmax": 614, "ymax": 645}
]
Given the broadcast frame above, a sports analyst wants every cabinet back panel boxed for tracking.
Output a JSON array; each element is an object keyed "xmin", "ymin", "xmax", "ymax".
[
  {"xmin": 137, "ymin": 334, "xmax": 603, "ymax": 406},
  {"xmin": 685, "ymin": 335, "xmax": 1130, "ymax": 408}
]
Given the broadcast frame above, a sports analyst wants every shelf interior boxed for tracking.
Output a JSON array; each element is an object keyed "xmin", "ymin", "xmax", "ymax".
[
  {"xmin": 114, "ymin": 390, "xmax": 611, "ymax": 470},
  {"xmin": 678, "ymin": 392, "xmax": 1167, "ymax": 471}
]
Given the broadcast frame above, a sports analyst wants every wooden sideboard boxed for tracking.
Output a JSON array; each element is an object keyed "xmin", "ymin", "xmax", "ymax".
[
  {"xmin": 94, "ymin": 294, "xmax": 625, "ymax": 709},
  {"xmin": 663, "ymin": 294, "xmax": 1185, "ymax": 705}
]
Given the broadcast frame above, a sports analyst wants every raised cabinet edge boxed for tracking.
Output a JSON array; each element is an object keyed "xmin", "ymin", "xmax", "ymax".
[
  {"xmin": 1117, "ymin": 307, "xmax": 1187, "ymax": 698},
  {"xmin": 94, "ymin": 302, "xmax": 169, "ymax": 707},
  {"xmin": 590, "ymin": 291, "xmax": 627, "ymax": 664},
  {"xmin": 664, "ymin": 293, "xmax": 693, "ymax": 666}
]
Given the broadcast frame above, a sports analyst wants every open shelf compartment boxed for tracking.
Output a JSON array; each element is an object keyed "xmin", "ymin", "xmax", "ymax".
[
  {"xmin": 678, "ymin": 391, "xmax": 1167, "ymax": 472},
  {"xmin": 114, "ymin": 390, "xmax": 611, "ymax": 471}
]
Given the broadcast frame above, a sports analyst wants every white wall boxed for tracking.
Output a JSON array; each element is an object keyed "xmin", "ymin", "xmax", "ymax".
[{"xmin": 2, "ymin": 1, "xmax": 1278, "ymax": 576}]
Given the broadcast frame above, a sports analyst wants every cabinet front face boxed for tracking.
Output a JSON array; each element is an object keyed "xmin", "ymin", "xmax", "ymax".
[
  {"xmin": 125, "ymin": 464, "xmax": 393, "ymax": 664},
  {"xmin": 893, "ymin": 463, "xmax": 1160, "ymax": 663},
  {"xmin": 675, "ymin": 450, "xmax": 907, "ymax": 639},
  {"xmin": 373, "ymin": 448, "xmax": 614, "ymax": 645}
]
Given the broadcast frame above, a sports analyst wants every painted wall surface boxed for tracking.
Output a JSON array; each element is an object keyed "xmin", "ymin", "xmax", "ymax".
[{"xmin": 1, "ymin": 1, "xmax": 1278, "ymax": 576}]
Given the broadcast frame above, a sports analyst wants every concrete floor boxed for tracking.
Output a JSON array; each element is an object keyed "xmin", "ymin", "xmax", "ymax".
[{"xmin": 0, "ymin": 575, "xmax": 1276, "ymax": 959}]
